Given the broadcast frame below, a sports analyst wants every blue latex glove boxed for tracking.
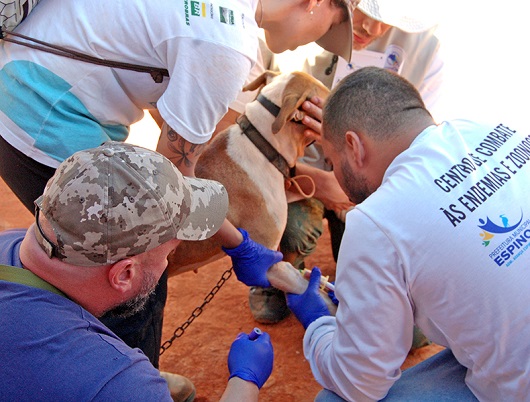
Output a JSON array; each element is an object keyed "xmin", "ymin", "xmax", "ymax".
[
  {"xmin": 286, "ymin": 267, "xmax": 331, "ymax": 329},
  {"xmin": 227, "ymin": 329, "xmax": 274, "ymax": 389},
  {"xmin": 327, "ymin": 281, "xmax": 338, "ymax": 306},
  {"xmin": 222, "ymin": 228, "xmax": 283, "ymax": 287}
]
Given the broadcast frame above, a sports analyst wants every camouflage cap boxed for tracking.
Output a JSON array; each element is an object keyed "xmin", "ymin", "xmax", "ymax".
[{"xmin": 34, "ymin": 141, "xmax": 228, "ymax": 267}]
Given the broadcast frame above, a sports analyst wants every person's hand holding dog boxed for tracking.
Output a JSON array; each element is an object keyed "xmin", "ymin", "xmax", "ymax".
[
  {"xmin": 287, "ymin": 267, "xmax": 332, "ymax": 329},
  {"xmin": 301, "ymin": 96, "xmax": 324, "ymax": 143},
  {"xmin": 223, "ymin": 228, "xmax": 283, "ymax": 287}
]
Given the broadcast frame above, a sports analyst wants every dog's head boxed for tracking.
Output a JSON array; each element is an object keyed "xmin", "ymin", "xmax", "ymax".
[
  {"xmin": 244, "ymin": 70, "xmax": 330, "ymax": 134},
  {"xmin": 243, "ymin": 71, "xmax": 330, "ymax": 158}
]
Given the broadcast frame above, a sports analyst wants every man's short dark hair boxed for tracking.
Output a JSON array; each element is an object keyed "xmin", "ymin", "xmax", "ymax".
[{"xmin": 322, "ymin": 66, "xmax": 432, "ymax": 149}]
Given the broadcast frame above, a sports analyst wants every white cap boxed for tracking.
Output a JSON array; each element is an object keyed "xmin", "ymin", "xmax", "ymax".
[{"xmin": 358, "ymin": 0, "xmax": 439, "ymax": 33}]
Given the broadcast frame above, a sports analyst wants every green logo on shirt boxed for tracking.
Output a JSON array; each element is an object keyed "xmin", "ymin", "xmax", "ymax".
[
  {"xmin": 219, "ymin": 6, "xmax": 234, "ymax": 25},
  {"xmin": 191, "ymin": 1, "xmax": 206, "ymax": 17},
  {"xmin": 184, "ymin": 0, "xmax": 190, "ymax": 25}
]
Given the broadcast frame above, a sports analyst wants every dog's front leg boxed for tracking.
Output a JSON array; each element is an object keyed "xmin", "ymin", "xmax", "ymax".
[{"xmin": 267, "ymin": 261, "xmax": 337, "ymax": 315}]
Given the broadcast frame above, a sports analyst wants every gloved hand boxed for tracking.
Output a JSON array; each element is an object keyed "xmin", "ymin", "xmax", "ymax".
[
  {"xmin": 286, "ymin": 267, "xmax": 331, "ymax": 329},
  {"xmin": 227, "ymin": 329, "xmax": 274, "ymax": 389},
  {"xmin": 327, "ymin": 281, "xmax": 338, "ymax": 306},
  {"xmin": 222, "ymin": 228, "xmax": 283, "ymax": 287}
]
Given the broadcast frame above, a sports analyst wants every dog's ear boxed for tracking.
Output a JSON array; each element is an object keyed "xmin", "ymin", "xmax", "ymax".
[
  {"xmin": 243, "ymin": 70, "xmax": 280, "ymax": 92},
  {"xmin": 272, "ymin": 74, "xmax": 314, "ymax": 134},
  {"xmin": 272, "ymin": 72, "xmax": 330, "ymax": 134}
]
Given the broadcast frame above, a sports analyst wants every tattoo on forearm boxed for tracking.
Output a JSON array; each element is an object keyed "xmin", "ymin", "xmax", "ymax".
[
  {"xmin": 166, "ymin": 127, "xmax": 206, "ymax": 168},
  {"xmin": 167, "ymin": 127, "xmax": 178, "ymax": 142}
]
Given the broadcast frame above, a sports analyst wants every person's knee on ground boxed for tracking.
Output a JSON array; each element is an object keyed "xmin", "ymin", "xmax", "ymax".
[
  {"xmin": 160, "ymin": 371, "xmax": 196, "ymax": 402},
  {"xmin": 280, "ymin": 199, "xmax": 325, "ymax": 269}
]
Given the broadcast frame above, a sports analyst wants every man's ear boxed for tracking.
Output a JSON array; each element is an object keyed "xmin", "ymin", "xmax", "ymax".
[
  {"xmin": 107, "ymin": 259, "xmax": 136, "ymax": 293},
  {"xmin": 345, "ymin": 131, "xmax": 365, "ymax": 168}
]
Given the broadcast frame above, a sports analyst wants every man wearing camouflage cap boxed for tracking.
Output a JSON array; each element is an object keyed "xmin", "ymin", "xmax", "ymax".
[{"xmin": 0, "ymin": 142, "xmax": 274, "ymax": 401}]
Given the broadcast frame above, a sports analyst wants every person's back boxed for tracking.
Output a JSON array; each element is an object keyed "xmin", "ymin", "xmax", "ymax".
[
  {"xmin": 0, "ymin": 0, "xmax": 258, "ymax": 168},
  {"xmin": 338, "ymin": 119, "xmax": 530, "ymax": 400}
]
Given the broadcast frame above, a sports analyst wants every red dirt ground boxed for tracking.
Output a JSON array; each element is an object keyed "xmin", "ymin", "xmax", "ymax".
[{"xmin": 1, "ymin": 177, "xmax": 443, "ymax": 401}]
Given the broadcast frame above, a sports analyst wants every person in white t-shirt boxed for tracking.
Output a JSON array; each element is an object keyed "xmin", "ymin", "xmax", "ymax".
[
  {"xmin": 286, "ymin": 66, "xmax": 530, "ymax": 401},
  {"xmin": 0, "ymin": 0, "xmax": 355, "ymax": 397}
]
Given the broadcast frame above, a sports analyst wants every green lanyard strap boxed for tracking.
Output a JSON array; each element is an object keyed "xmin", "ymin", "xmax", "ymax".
[{"xmin": 0, "ymin": 264, "xmax": 66, "ymax": 298}]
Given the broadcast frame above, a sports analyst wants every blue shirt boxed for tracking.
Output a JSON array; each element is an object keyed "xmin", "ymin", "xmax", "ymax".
[{"xmin": 0, "ymin": 229, "xmax": 171, "ymax": 401}]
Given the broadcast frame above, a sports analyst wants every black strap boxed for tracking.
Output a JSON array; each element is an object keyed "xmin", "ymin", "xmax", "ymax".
[
  {"xmin": 0, "ymin": 264, "xmax": 66, "ymax": 297},
  {"xmin": 0, "ymin": 28, "xmax": 169, "ymax": 83},
  {"xmin": 256, "ymin": 93, "xmax": 281, "ymax": 117},
  {"xmin": 237, "ymin": 114, "xmax": 295, "ymax": 180}
]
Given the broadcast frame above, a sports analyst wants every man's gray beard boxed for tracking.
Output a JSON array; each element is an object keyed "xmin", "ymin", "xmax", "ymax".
[{"xmin": 103, "ymin": 271, "xmax": 158, "ymax": 319}]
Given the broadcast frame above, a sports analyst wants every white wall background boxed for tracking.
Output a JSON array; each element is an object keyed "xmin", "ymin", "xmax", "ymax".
[{"xmin": 432, "ymin": 0, "xmax": 527, "ymax": 131}]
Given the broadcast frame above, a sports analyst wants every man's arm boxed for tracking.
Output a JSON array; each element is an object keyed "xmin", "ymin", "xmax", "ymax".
[
  {"xmin": 293, "ymin": 97, "xmax": 355, "ymax": 218},
  {"xmin": 220, "ymin": 377, "xmax": 260, "ymax": 401},
  {"xmin": 212, "ymin": 108, "xmax": 241, "ymax": 138},
  {"xmin": 156, "ymin": 122, "xmax": 207, "ymax": 177},
  {"xmin": 303, "ymin": 211, "xmax": 414, "ymax": 401},
  {"xmin": 148, "ymin": 109, "xmax": 164, "ymax": 129}
]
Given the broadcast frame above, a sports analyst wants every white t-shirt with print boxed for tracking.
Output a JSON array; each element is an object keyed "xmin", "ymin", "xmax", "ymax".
[
  {"xmin": 305, "ymin": 119, "xmax": 530, "ymax": 401},
  {"xmin": 0, "ymin": 0, "xmax": 259, "ymax": 166}
]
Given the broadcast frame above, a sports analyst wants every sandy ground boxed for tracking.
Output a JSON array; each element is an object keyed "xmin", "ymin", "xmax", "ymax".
[{"xmin": 1, "ymin": 177, "xmax": 443, "ymax": 401}]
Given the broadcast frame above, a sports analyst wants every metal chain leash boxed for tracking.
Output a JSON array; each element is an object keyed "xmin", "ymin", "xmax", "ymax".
[{"xmin": 159, "ymin": 267, "xmax": 233, "ymax": 356}]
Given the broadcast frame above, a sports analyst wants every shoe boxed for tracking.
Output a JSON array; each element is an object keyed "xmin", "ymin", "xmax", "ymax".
[
  {"xmin": 160, "ymin": 371, "xmax": 196, "ymax": 402},
  {"xmin": 249, "ymin": 286, "xmax": 291, "ymax": 324}
]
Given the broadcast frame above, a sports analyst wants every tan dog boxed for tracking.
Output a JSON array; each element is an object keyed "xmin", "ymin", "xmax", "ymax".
[{"xmin": 166, "ymin": 71, "xmax": 333, "ymax": 304}]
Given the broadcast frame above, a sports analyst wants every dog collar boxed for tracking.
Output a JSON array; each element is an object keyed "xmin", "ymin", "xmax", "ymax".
[
  {"xmin": 237, "ymin": 114, "xmax": 295, "ymax": 181},
  {"xmin": 257, "ymin": 93, "xmax": 280, "ymax": 117},
  {"xmin": 257, "ymin": 93, "xmax": 310, "ymax": 130}
]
